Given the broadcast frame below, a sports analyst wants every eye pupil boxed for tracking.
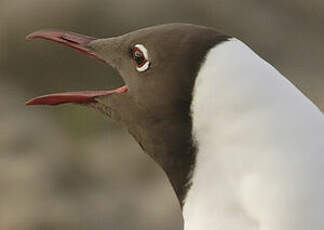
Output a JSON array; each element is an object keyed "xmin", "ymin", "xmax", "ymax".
[{"xmin": 133, "ymin": 49, "xmax": 146, "ymax": 66}]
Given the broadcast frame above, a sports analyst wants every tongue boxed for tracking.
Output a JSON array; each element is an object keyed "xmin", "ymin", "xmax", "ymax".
[{"xmin": 26, "ymin": 86, "xmax": 127, "ymax": 106}]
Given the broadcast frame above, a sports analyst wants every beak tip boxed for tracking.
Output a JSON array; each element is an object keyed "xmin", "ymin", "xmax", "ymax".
[
  {"xmin": 26, "ymin": 35, "xmax": 33, "ymax": 40},
  {"xmin": 25, "ymin": 99, "xmax": 36, "ymax": 106},
  {"xmin": 25, "ymin": 97, "xmax": 45, "ymax": 106},
  {"xmin": 25, "ymin": 34, "xmax": 33, "ymax": 40},
  {"xmin": 26, "ymin": 31, "xmax": 40, "ymax": 40},
  {"xmin": 25, "ymin": 30, "xmax": 61, "ymax": 41}
]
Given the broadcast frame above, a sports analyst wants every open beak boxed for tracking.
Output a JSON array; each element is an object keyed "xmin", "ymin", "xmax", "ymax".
[{"xmin": 25, "ymin": 30, "xmax": 127, "ymax": 106}]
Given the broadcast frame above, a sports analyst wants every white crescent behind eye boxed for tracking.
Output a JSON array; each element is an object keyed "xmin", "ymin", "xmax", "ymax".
[
  {"xmin": 134, "ymin": 44, "xmax": 150, "ymax": 72},
  {"xmin": 136, "ymin": 61, "xmax": 150, "ymax": 72}
]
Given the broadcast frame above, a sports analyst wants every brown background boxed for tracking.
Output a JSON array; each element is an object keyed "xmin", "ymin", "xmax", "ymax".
[{"xmin": 0, "ymin": 0, "xmax": 323, "ymax": 229}]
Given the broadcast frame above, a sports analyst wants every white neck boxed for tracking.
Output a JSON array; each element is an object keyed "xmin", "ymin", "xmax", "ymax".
[{"xmin": 183, "ymin": 39, "xmax": 324, "ymax": 230}]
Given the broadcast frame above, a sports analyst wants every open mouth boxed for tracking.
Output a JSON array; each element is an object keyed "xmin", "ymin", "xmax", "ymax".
[{"xmin": 25, "ymin": 30, "xmax": 127, "ymax": 106}]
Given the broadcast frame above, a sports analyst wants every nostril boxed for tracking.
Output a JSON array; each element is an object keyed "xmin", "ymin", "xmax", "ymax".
[{"xmin": 60, "ymin": 35, "xmax": 80, "ymax": 45}]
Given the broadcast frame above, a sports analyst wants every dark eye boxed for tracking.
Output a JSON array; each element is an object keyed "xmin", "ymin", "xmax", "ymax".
[
  {"xmin": 132, "ymin": 48, "xmax": 147, "ymax": 67},
  {"xmin": 132, "ymin": 44, "xmax": 150, "ymax": 72}
]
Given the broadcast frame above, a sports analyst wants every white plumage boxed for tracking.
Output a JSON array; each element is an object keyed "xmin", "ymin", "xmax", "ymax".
[{"xmin": 184, "ymin": 39, "xmax": 324, "ymax": 230}]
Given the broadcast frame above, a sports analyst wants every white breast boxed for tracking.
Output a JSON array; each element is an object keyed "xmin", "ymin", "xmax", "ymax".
[{"xmin": 183, "ymin": 39, "xmax": 324, "ymax": 230}]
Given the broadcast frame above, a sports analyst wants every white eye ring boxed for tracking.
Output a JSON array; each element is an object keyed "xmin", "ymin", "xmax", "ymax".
[
  {"xmin": 134, "ymin": 44, "xmax": 150, "ymax": 72},
  {"xmin": 136, "ymin": 61, "xmax": 150, "ymax": 72}
]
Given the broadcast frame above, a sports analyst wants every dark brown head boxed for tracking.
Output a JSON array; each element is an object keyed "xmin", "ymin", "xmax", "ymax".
[{"xmin": 26, "ymin": 23, "xmax": 229, "ymax": 206}]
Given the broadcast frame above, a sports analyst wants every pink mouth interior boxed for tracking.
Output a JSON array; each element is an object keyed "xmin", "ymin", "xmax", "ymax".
[{"xmin": 25, "ymin": 29, "xmax": 127, "ymax": 106}]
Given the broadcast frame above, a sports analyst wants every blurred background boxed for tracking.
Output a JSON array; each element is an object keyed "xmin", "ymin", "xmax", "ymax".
[{"xmin": 0, "ymin": 0, "xmax": 323, "ymax": 229}]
